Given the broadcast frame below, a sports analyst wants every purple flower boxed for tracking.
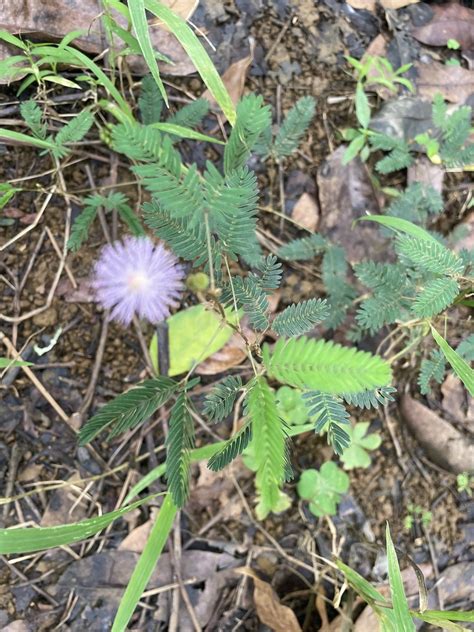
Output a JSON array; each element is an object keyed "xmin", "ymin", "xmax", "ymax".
[{"xmin": 93, "ymin": 236, "xmax": 184, "ymax": 325}]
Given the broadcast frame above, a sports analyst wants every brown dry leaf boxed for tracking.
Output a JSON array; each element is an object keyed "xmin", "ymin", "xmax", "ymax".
[
  {"xmin": 197, "ymin": 294, "xmax": 279, "ymax": 375},
  {"xmin": 441, "ymin": 373, "xmax": 471, "ymax": 429},
  {"xmin": 41, "ymin": 473, "xmax": 88, "ymax": 527},
  {"xmin": 202, "ymin": 38, "xmax": 255, "ymax": 113},
  {"xmin": 317, "ymin": 146, "xmax": 385, "ymax": 263},
  {"xmin": 0, "ymin": 0, "xmax": 198, "ymax": 82},
  {"xmin": 407, "ymin": 156, "xmax": 444, "ymax": 194},
  {"xmin": 379, "ymin": 0, "xmax": 419, "ymax": 8},
  {"xmin": 347, "ymin": 0, "xmax": 376, "ymax": 11},
  {"xmin": 400, "ymin": 395, "xmax": 474, "ymax": 473},
  {"xmin": 237, "ymin": 568, "xmax": 302, "ymax": 632},
  {"xmin": 412, "ymin": 3, "xmax": 474, "ymax": 52},
  {"xmin": 118, "ymin": 516, "xmax": 155, "ymax": 553},
  {"xmin": 291, "ymin": 192, "xmax": 319, "ymax": 231},
  {"xmin": 415, "ymin": 60, "xmax": 474, "ymax": 104}
]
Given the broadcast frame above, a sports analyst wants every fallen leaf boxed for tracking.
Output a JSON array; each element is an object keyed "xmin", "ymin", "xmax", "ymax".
[
  {"xmin": 347, "ymin": 0, "xmax": 376, "ymax": 11},
  {"xmin": 441, "ymin": 373, "xmax": 471, "ymax": 429},
  {"xmin": 118, "ymin": 516, "xmax": 155, "ymax": 553},
  {"xmin": 40, "ymin": 473, "xmax": 88, "ymax": 527},
  {"xmin": 237, "ymin": 568, "xmax": 302, "ymax": 632},
  {"xmin": 437, "ymin": 562, "xmax": 474, "ymax": 606},
  {"xmin": 317, "ymin": 146, "xmax": 385, "ymax": 263},
  {"xmin": 291, "ymin": 192, "xmax": 319, "ymax": 231},
  {"xmin": 407, "ymin": 156, "xmax": 444, "ymax": 195},
  {"xmin": 0, "ymin": 0, "xmax": 198, "ymax": 82},
  {"xmin": 202, "ymin": 38, "xmax": 255, "ymax": 112},
  {"xmin": 400, "ymin": 394, "xmax": 474, "ymax": 473},
  {"xmin": 53, "ymin": 550, "xmax": 239, "ymax": 629},
  {"xmin": 56, "ymin": 277, "xmax": 95, "ymax": 303},
  {"xmin": 415, "ymin": 60, "xmax": 474, "ymax": 104},
  {"xmin": 412, "ymin": 3, "xmax": 474, "ymax": 53},
  {"xmin": 379, "ymin": 0, "xmax": 419, "ymax": 8}
]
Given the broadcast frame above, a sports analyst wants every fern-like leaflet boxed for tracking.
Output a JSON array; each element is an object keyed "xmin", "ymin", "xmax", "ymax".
[
  {"xmin": 224, "ymin": 94, "xmax": 271, "ymax": 175},
  {"xmin": 302, "ymin": 391, "xmax": 350, "ymax": 455},
  {"xmin": 20, "ymin": 99, "xmax": 47, "ymax": 139},
  {"xmin": 277, "ymin": 233, "xmax": 326, "ymax": 261},
  {"xmin": 139, "ymin": 74, "xmax": 164, "ymax": 124},
  {"xmin": 246, "ymin": 377, "xmax": 289, "ymax": 517},
  {"xmin": 264, "ymin": 337, "xmax": 392, "ymax": 394},
  {"xmin": 79, "ymin": 377, "xmax": 177, "ymax": 444},
  {"xmin": 342, "ymin": 385, "xmax": 396, "ymax": 409},
  {"xmin": 203, "ymin": 375, "xmax": 242, "ymax": 423},
  {"xmin": 207, "ymin": 422, "xmax": 252, "ymax": 471},
  {"xmin": 396, "ymin": 236, "xmax": 464, "ymax": 277},
  {"xmin": 166, "ymin": 392, "xmax": 195, "ymax": 508},
  {"xmin": 272, "ymin": 96, "xmax": 316, "ymax": 159},
  {"xmin": 412, "ymin": 277, "xmax": 460, "ymax": 318},
  {"xmin": 418, "ymin": 350, "xmax": 446, "ymax": 395},
  {"xmin": 272, "ymin": 298, "xmax": 329, "ymax": 337},
  {"xmin": 52, "ymin": 110, "xmax": 94, "ymax": 159}
]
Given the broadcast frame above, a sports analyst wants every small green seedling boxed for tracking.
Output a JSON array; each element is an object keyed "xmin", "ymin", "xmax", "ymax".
[
  {"xmin": 447, "ymin": 39, "xmax": 460, "ymax": 50},
  {"xmin": 457, "ymin": 472, "xmax": 474, "ymax": 497},
  {"xmin": 297, "ymin": 462, "xmax": 349, "ymax": 517},
  {"xmin": 275, "ymin": 386, "xmax": 309, "ymax": 426},
  {"xmin": 403, "ymin": 504, "xmax": 432, "ymax": 531},
  {"xmin": 340, "ymin": 422, "xmax": 382, "ymax": 470}
]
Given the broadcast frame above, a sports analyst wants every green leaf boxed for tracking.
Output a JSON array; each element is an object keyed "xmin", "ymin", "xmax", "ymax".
[
  {"xmin": 303, "ymin": 391, "xmax": 351, "ymax": 455},
  {"xmin": 0, "ymin": 30, "xmax": 28, "ymax": 50},
  {"xmin": 144, "ymin": 0, "xmax": 236, "ymax": 125},
  {"xmin": 0, "ymin": 495, "xmax": 156, "ymax": 554},
  {"xmin": 0, "ymin": 128, "xmax": 57, "ymax": 151},
  {"xmin": 396, "ymin": 236, "xmax": 464, "ymax": 276},
  {"xmin": 0, "ymin": 357, "xmax": 32, "ymax": 368},
  {"xmin": 165, "ymin": 393, "xmax": 195, "ymax": 508},
  {"xmin": 227, "ymin": 275, "xmax": 269, "ymax": 330},
  {"xmin": 340, "ymin": 422, "xmax": 381, "ymax": 469},
  {"xmin": 138, "ymin": 74, "xmax": 164, "ymax": 124},
  {"xmin": 149, "ymin": 122, "xmax": 224, "ymax": 144},
  {"xmin": 297, "ymin": 462, "xmax": 349, "ymax": 517},
  {"xmin": 386, "ymin": 524, "xmax": 416, "ymax": 631},
  {"xmin": 79, "ymin": 377, "xmax": 177, "ymax": 443},
  {"xmin": 207, "ymin": 422, "xmax": 252, "ymax": 471},
  {"xmin": 264, "ymin": 337, "xmax": 392, "ymax": 394},
  {"xmin": 272, "ymin": 96, "xmax": 316, "ymax": 159},
  {"xmin": 247, "ymin": 377, "xmax": 289, "ymax": 518},
  {"xmin": 272, "ymin": 298, "xmax": 329, "ymax": 337},
  {"xmin": 355, "ymin": 83, "xmax": 371, "ymax": 129},
  {"xmin": 168, "ymin": 98, "xmax": 209, "ymax": 128},
  {"xmin": 412, "ymin": 277, "xmax": 460, "ymax": 318},
  {"xmin": 277, "ymin": 233, "xmax": 326, "ymax": 261},
  {"xmin": 203, "ymin": 375, "xmax": 242, "ymax": 423},
  {"xmin": 457, "ymin": 334, "xmax": 474, "ymax": 362},
  {"xmin": 129, "ymin": 0, "xmax": 168, "ymax": 105},
  {"xmin": 431, "ymin": 327, "xmax": 474, "ymax": 396},
  {"xmin": 342, "ymin": 134, "xmax": 366, "ymax": 165},
  {"xmin": 150, "ymin": 305, "xmax": 237, "ymax": 376},
  {"xmin": 112, "ymin": 494, "xmax": 177, "ymax": 632},
  {"xmin": 342, "ymin": 385, "xmax": 396, "ymax": 409},
  {"xmin": 53, "ymin": 109, "xmax": 94, "ymax": 158},
  {"xmin": 357, "ymin": 215, "xmax": 440, "ymax": 245}
]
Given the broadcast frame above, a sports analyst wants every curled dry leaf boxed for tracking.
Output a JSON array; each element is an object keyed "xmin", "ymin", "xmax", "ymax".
[
  {"xmin": 415, "ymin": 60, "xmax": 474, "ymax": 104},
  {"xmin": 412, "ymin": 3, "xmax": 474, "ymax": 53},
  {"xmin": 441, "ymin": 373, "xmax": 472, "ymax": 430},
  {"xmin": 400, "ymin": 394, "xmax": 474, "ymax": 474},
  {"xmin": 236, "ymin": 568, "xmax": 302, "ymax": 632},
  {"xmin": 291, "ymin": 192, "xmax": 319, "ymax": 232},
  {"xmin": 379, "ymin": 0, "xmax": 419, "ymax": 8},
  {"xmin": 202, "ymin": 38, "xmax": 255, "ymax": 114}
]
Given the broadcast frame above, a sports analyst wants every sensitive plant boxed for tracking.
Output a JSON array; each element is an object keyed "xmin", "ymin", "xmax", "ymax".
[{"xmin": 0, "ymin": 3, "xmax": 473, "ymax": 630}]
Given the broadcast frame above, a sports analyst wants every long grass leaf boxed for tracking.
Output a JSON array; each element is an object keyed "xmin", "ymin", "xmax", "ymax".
[
  {"xmin": 144, "ymin": 0, "xmax": 236, "ymax": 125},
  {"xmin": 386, "ymin": 524, "xmax": 415, "ymax": 631},
  {"xmin": 0, "ymin": 495, "xmax": 155, "ymax": 554},
  {"xmin": 112, "ymin": 494, "xmax": 177, "ymax": 631},
  {"xmin": 431, "ymin": 326, "xmax": 474, "ymax": 396}
]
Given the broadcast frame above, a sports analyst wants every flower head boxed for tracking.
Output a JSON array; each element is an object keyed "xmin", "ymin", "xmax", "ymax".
[{"xmin": 93, "ymin": 236, "xmax": 184, "ymax": 325}]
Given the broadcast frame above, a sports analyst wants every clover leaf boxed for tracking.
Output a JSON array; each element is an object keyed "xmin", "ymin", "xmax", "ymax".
[
  {"xmin": 297, "ymin": 462, "xmax": 349, "ymax": 517},
  {"xmin": 340, "ymin": 422, "xmax": 381, "ymax": 470},
  {"xmin": 275, "ymin": 386, "xmax": 309, "ymax": 425}
]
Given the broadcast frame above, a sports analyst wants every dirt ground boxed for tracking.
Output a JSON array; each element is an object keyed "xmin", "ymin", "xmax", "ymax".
[{"xmin": 0, "ymin": 0, "xmax": 473, "ymax": 630}]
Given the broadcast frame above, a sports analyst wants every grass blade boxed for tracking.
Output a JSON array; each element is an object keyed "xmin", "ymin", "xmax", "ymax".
[
  {"xmin": 357, "ymin": 215, "xmax": 439, "ymax": 244},
  {"xmin": 386, "ymin": 524, "xmax": 416, "ymax": 632},
  {"xmin": 431, "ymin": 326, "xmax": 474, "ymax": 396},
  {"xmin": 112, "ymin": 494, "xmax": 177, "ymax": 631},
  {"xmin": 0, "ymin": 128, "xmax": 57, "ymax": 151},
  {"xmin": 0, "ymin": 495, "xmax": 155, "ymax": 554},
  {"xmin": 149, "ymin": 122, "xmax": 224, "ymax": 144},
  {"xmin": 129, "ymin": 0, "xmax": 169, "ymax": 106},
  {"xmin": 144, "ymin": 0, "xmax": 236, "ymax": 125}
]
